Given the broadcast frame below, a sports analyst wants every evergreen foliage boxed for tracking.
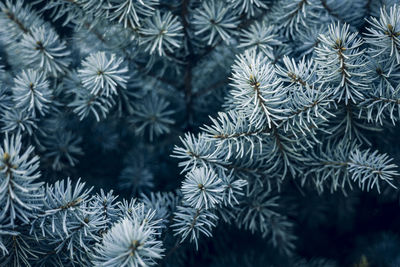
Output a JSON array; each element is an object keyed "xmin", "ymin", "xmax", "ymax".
[{"xmin": 0, "ymin": 0, "xmax": 400, "ymax": 266}]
